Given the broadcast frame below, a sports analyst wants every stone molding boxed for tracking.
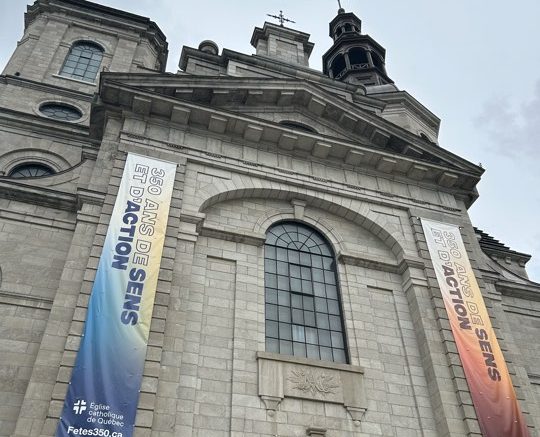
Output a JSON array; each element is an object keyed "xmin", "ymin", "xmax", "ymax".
[{"xmin": 257, "ymin": 351, "xmax": 367, "ymax": 425}]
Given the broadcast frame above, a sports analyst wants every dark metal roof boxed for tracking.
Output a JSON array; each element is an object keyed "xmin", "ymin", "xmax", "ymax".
[{"xmin": 474, "ymin": 227, "xmax": 531, "ymax": 262}]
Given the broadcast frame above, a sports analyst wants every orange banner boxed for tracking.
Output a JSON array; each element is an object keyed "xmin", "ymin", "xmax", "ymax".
[{"xmin": 421, "ymin": 219, "xmax": 530, "ymax": 437}]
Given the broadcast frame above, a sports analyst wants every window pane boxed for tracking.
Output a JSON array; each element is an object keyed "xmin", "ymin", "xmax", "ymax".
[
  {"xmin": 266, "ymin": 321, "xmax": 278, "ymax": 338},
  {"xmin": 277, "ymin": 275, "xmax": 289, "ymax": 291},
  {"xmin": 266, "ymin": 304, "xmax": 278, "ymax": 321},
  {"xmin": 326, "ymin": 285, "xmax": 337, "ymax": 299},
  {"xmin": 288, "ymin": 250, "xmax": 299, "ymax": 264},
  {"xmin": 293, "ymin": 342, "xmax": 306, "ymax": 357},
  {"xmin": 278, "ymin": 306, "xmax": 291, "ymax": 323},
  {"xmin": 290, "ymin": 278, "xmax": 301, "ymax": 292},
  {"xmin": 313, "ymin": 282, "xmax": 325, "ymax": 297},
  {"xmin": 278, "ymin": 290, "xmax": 290, "ymax": 306},
  {"xmin": 305, "ymin": 327, "xmax": 318, "ymax": 344},
  {"xmin": 277, "ymin": 261, "xmax": 288, "ymax": 275},
  {"xmin": 291, "ymin": 294, "xmax": 302, "ymax": 309},
  {"xmin": 290, "ymin": 264, "xmax": 301, "ymax": 278},
  {"xmin": 312, "ymin": 268, "xmax": 324, "ymax": 282},
  {"xmin": 265, "ymin": 288, "xmax": 277, "ymax": 304},
  {"xmin": 315, "ymin": 298, "xmax": 327, "ymax": 313},
  {"xmin": 328, "ymin": 299, "xmax": 340, "ymax": 315},
  {"xmin": 265, "ymin": 245, "xmax": 276, "ymax": 258},
  {"xmin": 299, "ymin": 252, "xmax": 311, "ymax": 265},
  {"xmin": 280, "ymin": 340, "xmax": 293, "ymax": 355},
  {"xmin": 324, "ymin": 270, "xmax": 336, "ymax": 284},
  {"xmin": 301, "ymin": 280, "xmax": 313, "ymax": 294},
  {"xmin": 292, "ymin": 308, "xmax": 304, "ymax": 324},
  {"xmin": 292, "ymin": 325, "xmax": 305, "ymax": 342},
  {"xmin": 265, "ymin": 259, "xmax": 276, "ymax": 273},
  {"xmin": 279, "ymin": 323, "xmax": 291, "ymax": 341},
  {"xmin": 323, "ymin": 257, "xmax": 333, "ymax": 269},
  {"xmin": 318, "ymin": 329, "xmax": 331, "ymax": 347},
  {"xmin": 329, "ymin": 315, "xmax": 342, "ymax": 331},
  {"xmin": 333, "ymin": 349, "xmax": 347, "ymax": 363},
  {"xmin": 266, "ymin": 338, "xmax": 279, "ymax": 353},
  {"xmin": 265, "ymin": 273, "xmax": 277, "ymax": 288},
  {"xmin": 316, "ymin": 313, "xmax": 329, "ymax": 329},
  {"xmin": 320, "ymin": 346, "xmax": 333, "ymax": 361},
  {"xmin": 303, "ymin": 296, "xmax": 314, "ymax": 311},
  {"xmin": 304, "ymin": 311, "xmax": 316, "ymax": 327},
  {"xmin": 311, "ymin": 255, "xmax": 323, "ymax": 269},
  {"xmin": 331, "ymin": 331, "xmax": 344, "ymax": 348},
  {"xmin": 307, "ymin": 344, "xmax": 320, "ymax": 359}
]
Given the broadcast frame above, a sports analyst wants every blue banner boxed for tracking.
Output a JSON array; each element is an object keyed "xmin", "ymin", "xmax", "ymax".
[{"xmin": 56, "ymin": 154, "xmax": 176, "ymax": 437}]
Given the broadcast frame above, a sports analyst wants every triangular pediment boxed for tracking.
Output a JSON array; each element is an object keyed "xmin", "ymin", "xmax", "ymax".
[{"xmin": 97, "ymin": 72, "xmax": 483, "ymax": 194}]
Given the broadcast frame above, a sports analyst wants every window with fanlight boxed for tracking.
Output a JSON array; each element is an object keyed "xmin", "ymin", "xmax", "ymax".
[
  {"xmin": 264, "ymin": 221, "xmax": 348, "ymax": 363},
  {"xmin": 8, "ymin": 163, "xmax": 55, "ymax": 178},
  {"xmin": 60, "ymin": 41, "xmax": 103, "ymax": 83}
]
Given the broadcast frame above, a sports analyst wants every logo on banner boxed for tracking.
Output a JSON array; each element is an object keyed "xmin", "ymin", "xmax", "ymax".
[{"xmin": 73, "ymin": 400, "xmax": 87, "ymax": 415}]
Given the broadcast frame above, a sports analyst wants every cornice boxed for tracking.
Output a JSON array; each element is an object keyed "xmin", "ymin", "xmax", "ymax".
[
  {"xmin": 97, "ymin": 75, "xmax": 482, "ymax": 196},
  {"xmin": 2, "ymin": 75, "xmax": 94, "ymax": 101},
  {"xmin": 0, "ymin": 179, "xmax": 77, "ymax": 211}
]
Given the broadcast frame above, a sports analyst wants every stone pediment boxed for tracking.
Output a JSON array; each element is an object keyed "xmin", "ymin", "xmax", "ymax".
[{"xmin": 96, "ymin": 73, "xmax": 483, "ymax": 193}]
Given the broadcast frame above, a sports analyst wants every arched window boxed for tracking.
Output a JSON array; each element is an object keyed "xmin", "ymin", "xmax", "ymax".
[
  {"xmin": 330, "ymin": 54, "xmax": 346, "ymax": 78},
  {"xmin": 8, "ymin": 163, "xmax": 55, "ymax": 178},
  {"xmin": 279, "ymin": 120, "xmax": 317, "ymax": 134},
  {"xmin": 264, "ymin": 222, "xmax": 348, "ymax": 363},
  {"xmin": 349, "ymin": 47, "xmax": 369, "ymax": 67},
  {"xmin": 371, "ymin": 52, "xmax": 384, "ymax": 70},
  {"xmin": 60, "ymin": 41, "xmax": 103, "ymax": 82}
]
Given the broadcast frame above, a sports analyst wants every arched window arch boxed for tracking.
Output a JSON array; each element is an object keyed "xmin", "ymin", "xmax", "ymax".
[
  {"xmin": 264, "ymin": 221, "xmax": 348, "ymax": 363},
  {"xmin": 8, "ymin": 163, "xmax": 55, "ymax": 178},
  {"xmin": 60, "ymin": 41, "xmax": 104, "ymax": 82}
]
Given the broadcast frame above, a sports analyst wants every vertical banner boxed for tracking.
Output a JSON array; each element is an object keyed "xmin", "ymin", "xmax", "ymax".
[
  {"xmin": 421, "ymin": 218, "xmax": 530, "ymax": 437},
  {"xmin": 56, "ymin": 154, "xmax": 177, "ymax": 437}
]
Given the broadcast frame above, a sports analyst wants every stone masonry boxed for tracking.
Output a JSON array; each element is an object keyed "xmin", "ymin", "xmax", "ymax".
[{"xmin": 0, "ymin": 1, "xmax": 539, "ymax": 437}]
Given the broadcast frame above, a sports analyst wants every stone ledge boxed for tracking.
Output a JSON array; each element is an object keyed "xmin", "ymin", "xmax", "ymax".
[
  {"xmin": 200, "ymin": 222, "xmax": 266, "ymax": 246},
  {"xmin": 257, "ymin": 351, "xmax": 367, "ymax": 425}
]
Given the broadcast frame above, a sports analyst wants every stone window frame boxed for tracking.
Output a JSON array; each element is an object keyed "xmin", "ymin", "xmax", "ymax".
[
  {"xmin": 33, "ymin": 99, "xmax": 88, "ymax": 124},
  {"xmin": 0, "ymin": 149, "xmax": 70, "ymax": 177},
  {"xmin": 39, "ymin": 102, "xmax": 83, "ymax": 122}
]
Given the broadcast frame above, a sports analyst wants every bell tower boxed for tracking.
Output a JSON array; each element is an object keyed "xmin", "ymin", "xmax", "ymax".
[{"xmin": 322, "ymin": 7, "xmax": 393, "ymax": 86}]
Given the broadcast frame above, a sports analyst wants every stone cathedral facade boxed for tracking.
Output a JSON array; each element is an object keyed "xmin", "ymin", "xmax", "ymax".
[{"xmin": 0, "ymin": 1, "xmax": 539, "ymax": 436}]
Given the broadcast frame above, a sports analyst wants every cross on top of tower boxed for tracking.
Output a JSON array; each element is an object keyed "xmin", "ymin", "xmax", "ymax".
[{"xmin": 267, "ymin": 10, "xmax": 295, "ymax": 27}]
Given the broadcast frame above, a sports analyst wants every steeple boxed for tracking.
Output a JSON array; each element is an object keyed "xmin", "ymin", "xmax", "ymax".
[{"xmin": 322, "ymin": 7, "xmax": 393, "ymax": 87}]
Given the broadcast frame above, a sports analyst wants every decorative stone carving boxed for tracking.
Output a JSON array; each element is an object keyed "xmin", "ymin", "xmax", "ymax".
[
  {"xmin": 288, "ymin": 368, "xmax": 340, "ymax": 398},
  {"xmin": 257, "ymin": 352, "xmax": 367, "ymax": 425}
]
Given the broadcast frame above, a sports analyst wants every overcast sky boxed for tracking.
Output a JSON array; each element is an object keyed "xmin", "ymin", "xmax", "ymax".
[{"xmin": 1, "ymin": 0, "xmax": 539, "ymax": 281}]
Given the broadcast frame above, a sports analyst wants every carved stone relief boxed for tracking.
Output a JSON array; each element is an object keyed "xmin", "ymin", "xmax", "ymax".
[{"xmin": 257, "ymin": 351, "xmax": 367, "ymax": 425}]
